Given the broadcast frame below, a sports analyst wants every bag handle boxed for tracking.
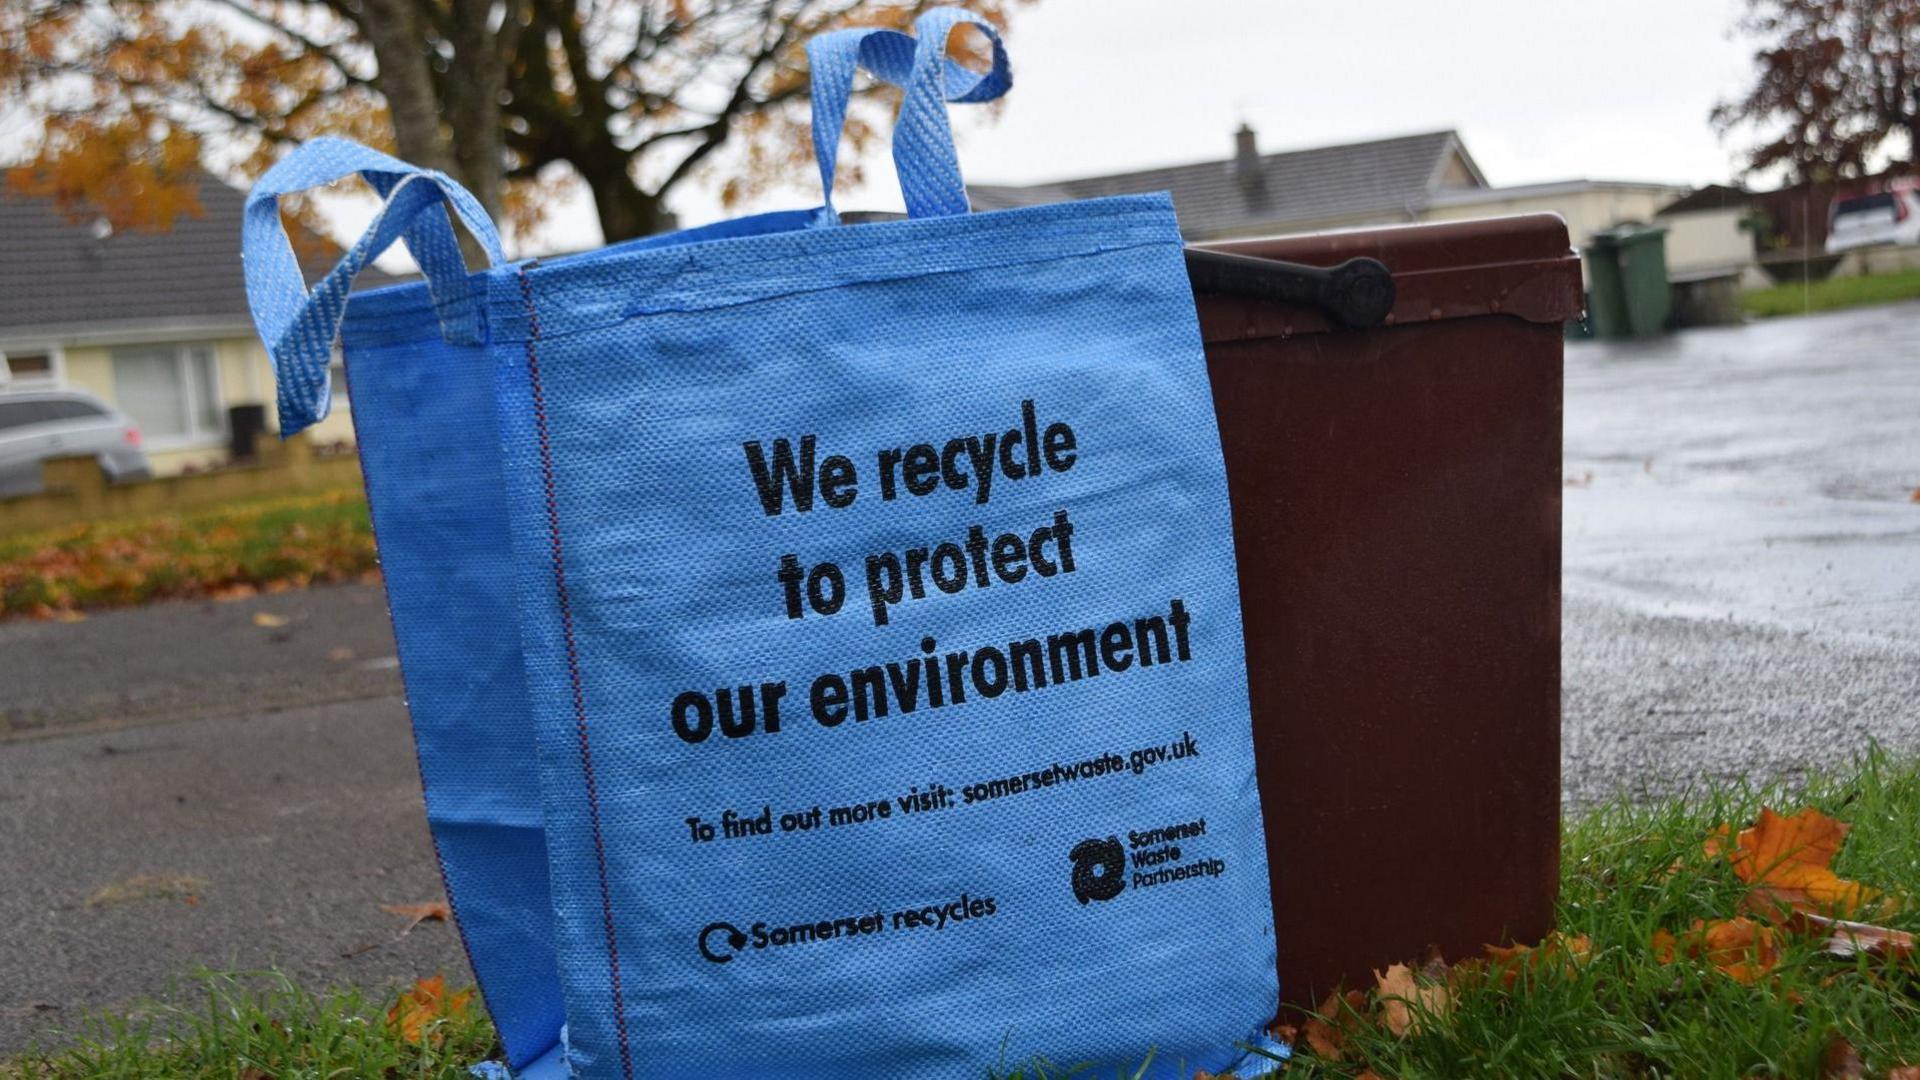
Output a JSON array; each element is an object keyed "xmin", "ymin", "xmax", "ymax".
[
  {"xmin": 895, "ymin": 8, "xmax": 1010, "ymax": 218},
  {"xmin": 242, "ymin": 138, "xmax": 504, "ymax": 434},
  {"xmin": 807, "ymin": 7, "xmax": 1011, "ymax": 223}
]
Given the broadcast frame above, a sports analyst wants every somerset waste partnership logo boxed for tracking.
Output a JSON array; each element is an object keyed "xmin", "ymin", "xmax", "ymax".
[
  {"xmin": 1070, "ymin": 817, "xmax": 1227, "ymax": 906},
  {"xmin": 1069, "ymin": 836, "xmax": 1127, "ymax": 904}
]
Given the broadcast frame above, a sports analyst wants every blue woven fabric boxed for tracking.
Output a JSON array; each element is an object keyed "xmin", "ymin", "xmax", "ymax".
[
  {"xmin": 494, "ymin": 11, "xmax": 1274, "ymax": 1078},
  {"xmin": 245, "ymin": 9, "xmax": 1275, "ymax": 1078}
]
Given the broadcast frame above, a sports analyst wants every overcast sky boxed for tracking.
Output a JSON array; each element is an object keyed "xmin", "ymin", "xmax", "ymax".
[
  {"xmin": 380, "ymin": 0, "xmax": 1769, "ymax": 260},
  {"xmin": 657, "ymin": 0, "xmax": 1762, "ymax": 226}
]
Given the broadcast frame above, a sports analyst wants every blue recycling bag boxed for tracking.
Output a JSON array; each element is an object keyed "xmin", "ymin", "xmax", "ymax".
[{"xmin": 246, "ymin": 10, "xmax": 1275, "ymax": 1078}]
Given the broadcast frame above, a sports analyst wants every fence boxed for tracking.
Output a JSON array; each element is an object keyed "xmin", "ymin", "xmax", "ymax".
[{"xmin": 0, "ymin": 434, "xmax": 361, "ymax": 537}]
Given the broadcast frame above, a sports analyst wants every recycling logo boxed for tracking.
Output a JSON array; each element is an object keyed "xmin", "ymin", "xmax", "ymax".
[{"xmin": 699, "ymin": 921, "xmax": 748, "ymax": 963}]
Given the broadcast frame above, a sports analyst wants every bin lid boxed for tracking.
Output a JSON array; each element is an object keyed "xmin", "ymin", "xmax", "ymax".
[
  {"xmin": 1591, "ymin": 222, "xmax": 1668, "ymax": 244},
  {"xmin": 1192, "ymin": 213, "xmax": 1583, "ymax": 343}
]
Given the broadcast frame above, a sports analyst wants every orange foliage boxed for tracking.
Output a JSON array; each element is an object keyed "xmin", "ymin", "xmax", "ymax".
[
  {"xmin": 1708, "ymin": 806, "xmax": 1884, "ymax": 917},
  {"xmin": 1653, "ymin": 918, "xmax": 1783, "ymax": 984},
  {"xmin": 386, "ymin": 974, "xmax": 473, "ymax": 1045}
]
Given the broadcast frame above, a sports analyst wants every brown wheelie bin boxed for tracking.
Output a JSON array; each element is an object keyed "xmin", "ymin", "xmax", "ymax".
[{"xmin": 1187, "ymin": 214, "xmax": 1583, "ymax": 1007}]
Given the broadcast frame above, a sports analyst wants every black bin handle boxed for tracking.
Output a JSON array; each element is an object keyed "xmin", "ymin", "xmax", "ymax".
[{"xmin": 1183, "ymin": 248, "xmax": 1396, "ymax": 330}]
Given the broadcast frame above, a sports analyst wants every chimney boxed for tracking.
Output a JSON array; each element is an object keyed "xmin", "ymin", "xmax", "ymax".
[{"xmin": 1233, "ymin": 123, "xmax": 1264, "ymax": 194}]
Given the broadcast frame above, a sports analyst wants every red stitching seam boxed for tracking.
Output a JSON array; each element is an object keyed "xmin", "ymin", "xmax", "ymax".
[{"xmin": 517, "ymin": 266, "xmax": 636, "ymax": 1080}]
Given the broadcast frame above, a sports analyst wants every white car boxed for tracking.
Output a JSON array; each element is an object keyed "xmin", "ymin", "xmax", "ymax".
[
  {"xmin": 0, "ymin": 388, "xmax": 152, "ymax": 498},
  {"xmin": 1825, "ymin": 185, "xmax": 1920, "ymax": 253}
]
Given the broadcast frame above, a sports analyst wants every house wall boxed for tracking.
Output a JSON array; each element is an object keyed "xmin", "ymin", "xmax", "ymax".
[
  {"xmin": 1420, "ymin": 187, "xmax": 1686, "ymax": 246},
  {"xmin": 57, "ymin": 337, "xmax": 355, "ymax": 477},
  {"xmin": 1658, "ymin": 207, "xmax": 1757, "ymax": 278}
]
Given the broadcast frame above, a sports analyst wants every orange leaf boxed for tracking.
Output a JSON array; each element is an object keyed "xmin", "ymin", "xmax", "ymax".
[
  {"xmin": 1374, "ymin": 962, "xmax": 1450, "ymax": 1037},
  {"xmin": 381, "ymin": 900, "xmax": 451, "ymax": 922},
  {"xmin": 1484, "ymin": 931, "xmax": 1590, "ymax": 988},
  {"xmin": 1652, "ymin": 919, "xmax": 1782, "ymax": 983},
  {"xmin": 1708, "ymin": 806, "xmax": 1881, "ymax": 917},
  {"xmin": 386, "ymin": 974, "xmax": 473, "ymax": 1045},
  {"xmin": 381, "ymin": 900, "xmax": 452, "ymax": 935},
  {"xmin": 1303, "ymin": 989, "xmax": 1367, "ymax": 1061},
  {"xmin": 1885, "ymin": 1067, "xmax": 1920, "ymax": 1080}
]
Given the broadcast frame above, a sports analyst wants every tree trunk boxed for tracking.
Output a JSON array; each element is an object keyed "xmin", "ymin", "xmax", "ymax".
[
  {"xmin": 360, "ymin": 0, "xmax": 496, "ymax": 263},
  {"xmin": 588, "ymin": 162, "xmax": 670, "ymax": 241},
  {"xmin": 445, "ymin": 0, "xmax": 505, "ymax": 219},
  {"xmin": 359, "ymin": 0, "xmax": 457, "ymax": 177}
]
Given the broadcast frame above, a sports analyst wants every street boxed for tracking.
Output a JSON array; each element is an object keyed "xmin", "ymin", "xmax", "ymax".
[{"xmin": 2, "ymin": 302, "xmax": 1918, "ymax": 1053}]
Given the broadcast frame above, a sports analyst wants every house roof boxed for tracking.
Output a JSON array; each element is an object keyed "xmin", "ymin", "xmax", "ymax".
[
  {"xmin": 1655, "ymin": 184, "xmax": 1753, "ymax": 217},
  {"xmin": 1428, "ymin": 178, "xmax": 1691, "ymax": 208},
  {"xmin": 0, "ymin": 176, "xmax": 394, "ymax": 345},
  {"xmin": 968, "ymin": 129, "xmax": 1485, "ymax": 239}
]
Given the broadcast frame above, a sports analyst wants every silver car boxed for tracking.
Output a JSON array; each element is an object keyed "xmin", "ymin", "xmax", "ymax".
[{"xmin": 0, "ymin": 388, "xmax": 152, "ymax": 498}]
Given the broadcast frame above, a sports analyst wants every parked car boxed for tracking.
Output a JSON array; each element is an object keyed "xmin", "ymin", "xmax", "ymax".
[
  {"xmin": 0, "ymin": 387, "xmax": 151, "ymax": 498},
  {"xmin": 1825, "ymin": 182, "xmax": 1920, "ymax": 253}
]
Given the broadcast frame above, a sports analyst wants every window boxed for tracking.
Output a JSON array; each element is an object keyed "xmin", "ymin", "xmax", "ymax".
[
  {"xmin": 111, "ymin": 344, "xmax": 224, "ymax": 444},
  {"xmin": 1834, "ymin": 193, "xmax": 1895, "ymax": 217},
  {"xmin": 41, "ymin": 398, "xmax": 106, "ymax": 421},
  {"xmin": 2, "ymin": 351, "xmax": 56, "ymax": 385},
  {"xmin": 0, "ymin": 400, "xmax": 48, "ymax": 430},
  {"xmin": 0, "ymin": 398, "xmax": 107, "ymax": 430}
]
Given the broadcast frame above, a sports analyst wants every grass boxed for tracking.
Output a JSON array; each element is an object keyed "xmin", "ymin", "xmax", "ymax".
[
  {"xmin": 10, "ymin": 751, "xmax": 1920, "ymax": 1078},
  {"xmin": 0, "ymin": 490, "xmax": 376, "ymax": 618},
  {"xmin": 1742, "ymin": 267, "xmax": 1920, "ymax": 318},
  {"xmin": 1284, "ymin": 745, "xmax": 1920, "ymax": 1079},
  {"xmin": 3, "ymin": 971, "xmax": 494, "ymax": 1079}
]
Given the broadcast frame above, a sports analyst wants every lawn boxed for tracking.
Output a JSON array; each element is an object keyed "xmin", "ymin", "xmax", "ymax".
[
  {"xmin": 10, "ymin": 751, "xmax": 1919, "ymax": 1079},
  {"xmin": 1742, "ymin": 267, "xmax": 1920, "ymax": 319},
  {"xmin": 0, "ymin": 491, "xmax": 376, "ymax": 619}
]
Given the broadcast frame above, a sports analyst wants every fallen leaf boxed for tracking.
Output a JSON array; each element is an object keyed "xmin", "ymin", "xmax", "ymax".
[
  {"xmin": 51, "ymin": 609, "xmax": 87, "ymax": 623},
  {"xmin": 1654, "ymin": 918, "xmax": 1781, "ymax": 984},
  {"xmin": 326, "ymin": 646, "xmax": 356, "ymax": 662},
  {"xmin": 1484, "ymin": 931, "xmax": 1591, "ymax": 988},
  {"xmin": 386, "ymin": 974, "xmax": 472, "ymax": 1045},
  {"xmin": 85, "ymin": 874, "xmax": 208, "ymax": 908},
  {"xmin": 1708, "ymin": 806, "xmax": 1881, "ymax": 917},
  {"xmin": 1819, "ymin": 1032, "xmax": 1866, "ymax": 1079},
  {"xmin": 1886, "ymin": 1067, "xmax": 1920, "ymax": 1080},
  {"xmin": 1775, "ymin": 903, "xmax": 1915, "ymax": 964},
  {"xmin": 380, "ymin": 900, "xmax": 452, "ymax": 934},
  {"xmin": 1374, "ymin": 962, "xmax": 1450, "ymax": 1037},
  {"xmin": 1910, "ymin": 487, "xmax": 1920, "ymax": 504},
  {"xmin": 252, "ymin": 612, "xmax": 289, "ymax": 628},
  {"xmin": 1302, "ymin": 989, "xmax": 1367, "ymax": 1061},
  {"xmin": 209, "ymin": 583, "xmax": 258, "ymax": 602}
]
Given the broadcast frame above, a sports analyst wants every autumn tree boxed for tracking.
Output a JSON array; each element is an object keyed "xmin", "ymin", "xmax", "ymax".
[
  {"xmin": 1715, "ymin": 0, "xmax": 1920, "ymax": 181},
  {"xmin": 0, "ymin": 0, "xmax": 1031, "ymax": 242}
]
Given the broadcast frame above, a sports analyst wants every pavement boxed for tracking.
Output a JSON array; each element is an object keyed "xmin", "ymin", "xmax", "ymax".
[{"xmin": 2, "ymin": 302, "xmax": 1918, "ymax": 1053}]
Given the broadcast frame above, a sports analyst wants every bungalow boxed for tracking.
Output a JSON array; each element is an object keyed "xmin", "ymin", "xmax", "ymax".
[
  {"xmin": 0, "ymin": 178, "xmax": 385, "ymax": 475},
  {"xmin": 970, "ymin": 125, "xmax": 1689, "ymax": 259}
]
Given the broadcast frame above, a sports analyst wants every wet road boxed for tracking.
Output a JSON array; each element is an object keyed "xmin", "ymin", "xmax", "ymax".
[
  {"xmin": 1562, "ymin": 302, "xmax": 1920, "ymax": 802},
  {"xmin": 2, "ymin": 302, "xmax": 1918, "ymax": 1052}
]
